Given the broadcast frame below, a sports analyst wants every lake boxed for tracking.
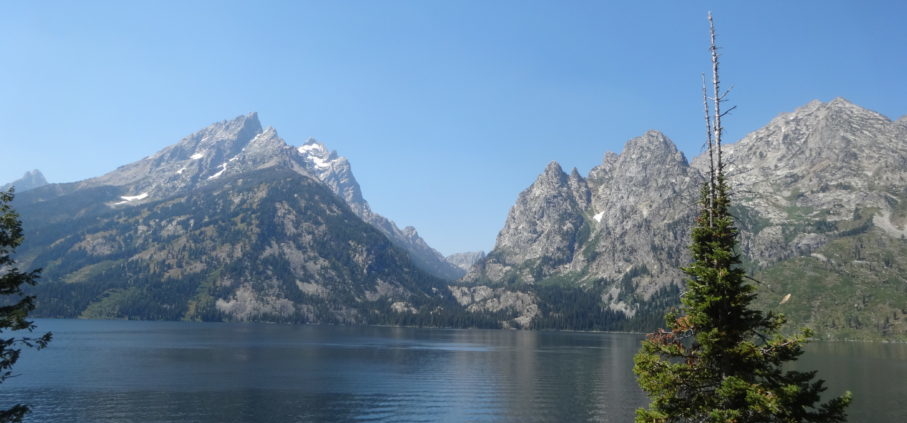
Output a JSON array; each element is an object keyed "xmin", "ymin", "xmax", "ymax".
[{"xmin": 0, "ymin": 319, "xmax": 904, "ymax": 422}]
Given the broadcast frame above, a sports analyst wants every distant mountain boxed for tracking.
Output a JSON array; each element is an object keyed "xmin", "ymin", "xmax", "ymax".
[
  {"xmin": 13, "ymin": 114, "xmax": 478, "ymax": 325},
  {"xmin": 296, "ymin": 139, "xmax": 465, "ymax": 280},
  {"xmin": 2, "ymin": 169, "xmax": 48, "ymax": 192},
  {"xmin": 446, "ymin": 251, "xmax": 485, "ymax": 272},
  {"xmin": 464, "ymin": 131, "xmax": 700, "ymax": 323},
  {"xmin": 462, "ymin": 99, "xmax": 907, "ymax": 340}
]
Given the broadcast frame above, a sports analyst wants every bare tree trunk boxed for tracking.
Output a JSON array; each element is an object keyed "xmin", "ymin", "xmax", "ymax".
[
  {"xmin": 708, "ymin": 12, "xmax": 723, "ymax": 174},
  {"xmin": 702, "ymin": 73, "xmax": 715, "ymax": 227}
]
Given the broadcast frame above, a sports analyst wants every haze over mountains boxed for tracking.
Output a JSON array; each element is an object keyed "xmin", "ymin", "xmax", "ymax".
[
  {"xmin": 8, "ymin": 98, "xmax": 907, "ymax": 340},
  {"xmin": 2, "ymin": 169, "xmax": 48, "ymax": 193}
]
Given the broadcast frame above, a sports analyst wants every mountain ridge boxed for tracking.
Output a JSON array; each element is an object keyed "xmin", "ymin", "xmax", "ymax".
[{"xmin": 461, "ymin": 98, "xmax": 907, "ymax": 340}]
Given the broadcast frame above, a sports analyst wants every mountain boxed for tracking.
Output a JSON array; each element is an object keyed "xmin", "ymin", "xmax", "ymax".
[
  {"xmin": 446, "ymin": 251, "xmax": 485, "ymax": 272},
  {"xmin": 296, "ymin": 139, "xmax": 465, "ymax": 280},
  {"xmin": 464, "ymin": 131, "xmax": 700, "ymax": 324},
  {"xmin": 704, "ymin": 98, "xmax": 907, "ymax": 340},
  {"xmin": 2, "ymin": 169, "xmax": 48, "ymax": 192},
  {"xmin": 463, "ymin": 99, "xmax": 907, "ymax": 340},
  {"xmin": 13, "ymin": 114, "xmax": 480, "ymax": 325}
]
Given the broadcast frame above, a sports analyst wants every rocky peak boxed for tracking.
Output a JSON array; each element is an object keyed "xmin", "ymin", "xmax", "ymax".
[
  {"xmin": 588, "ymin": 131, "xmax": 688, "ymax": 184},
  {"xmin": 2, "ymin": 169, "xmax": 48, "ymax": 193},
  {"xmin": 297, "ymin": 138, "xmax": 365, "ymax": 208},
  {"xmin": 624, "ymin": 130, "xmax": 688, "ymax": 163},
  {"xmin": 81, "ymin": 112, "xmax": 270, "ymax": 198},
  {"xmin": 588, "ymin": 131, "xmax": 697, "ymax": 215},
  {"xmin": 701, "ymin": 98, "xmax": 907, "ymax": 208},
  {"xmin": 464, "ymin": 160, "xmax": 590, "ymax": 283},
  {"xmin": 540, "ymin": 161, "xmax": 568, "ymax": 184},
  {"xmin": 185, "ymin": 112, "xmax": 262, "ymax": 155},
  {"xmin": 688, "ymin": 98, "xmax": 907, "ymax": 265}
]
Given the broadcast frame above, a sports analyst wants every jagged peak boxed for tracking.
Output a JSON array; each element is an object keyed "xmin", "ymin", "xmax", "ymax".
[
  {"xmin": 245, "ymin": 127, "xmax": 286, "ymax": 149},
  {"xmin": 784, "ymin": 98, "xmax": 891, "ymax": 124},
  {"xmin": 619, "ymin": 130, "xmax": 687, "ymax": 165},
  {"xmin": 298, "ymin": 138, "xmax": 331, "ymax": 156},
  {"xmin": 214, "ymin": 112, "xmax": 262, "ymax": 135},
  {"xmin": 2, "ymin": 169, "xmax": 48, "ymax": 193},
  {"xmin": 526, "ymin": 161, "xmax": 569, "ymax": 190},
  {"xmin": 625, "ymin": 130, "xmax": 675, "ymax": 150},
  {"xmin": 544, "ymin": 160, "xmax": 564, "ymax": 174}
]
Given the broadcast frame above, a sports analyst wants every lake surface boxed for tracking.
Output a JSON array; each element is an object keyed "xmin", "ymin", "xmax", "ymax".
[{"xmin": 1, "ymin": 319, "xmax": 904, "ymax": 422}]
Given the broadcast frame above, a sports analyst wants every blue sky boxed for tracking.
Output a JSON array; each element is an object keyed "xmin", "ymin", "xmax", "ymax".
[{"xmin": 2, "ymin": 1, "xmax": 906, "ymax": 255}]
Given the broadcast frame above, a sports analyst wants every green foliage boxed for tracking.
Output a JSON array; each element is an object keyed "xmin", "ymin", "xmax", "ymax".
[
  {"xmin": 634, "ymin": 176, "xmax": 851, "ymax": 422},
  {"xmin": 753, "ymin": 228, "xmax": 907, "ymax": 341},
  {"xmin": 0, "ymin": 189, "xmax": 52, "ymax": 422}
]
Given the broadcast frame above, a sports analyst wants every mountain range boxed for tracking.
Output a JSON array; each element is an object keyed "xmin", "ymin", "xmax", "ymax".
[
  {"xmin": 12, "ymin": 114, "xmax": 478, "ymax": 326},
  {"xmin": 8, "ymin": 98, "xmax": 907, "ymax": 340},
  {"xmin": 462, "ymin": 98, "xmax": 907, "ymax": 340}
]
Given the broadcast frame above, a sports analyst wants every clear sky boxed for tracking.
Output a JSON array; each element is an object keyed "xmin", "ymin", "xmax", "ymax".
[{"xmin": 2, "ymin": 1, "xmax": 906, "ymax": 256}]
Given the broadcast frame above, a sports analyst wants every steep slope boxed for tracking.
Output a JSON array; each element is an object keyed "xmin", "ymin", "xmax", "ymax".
[
  {"xmin": 466, "ymin": 162, "xmax": 591, "ymax": 284},
  {"xmin": 467, "ymin": 132, "xmax": 700, "ymax": 294},
  {"xmin": 583, "ymin": 130, "xmax": 702, "ymax": 310},
  {"xmin": 462, "ymin": 131, "xmax": 699, "ymax": 327},
  {"xmin": 18, "ymin": 114, "xmax": 460, "ymax": 281},
  {"xmin": 21, "ymin": 168, "xmax": 451, "ymax": 323},
  {"xmin": 704, "ymin": 98, "xmax": 907, "ymax": 340},
  {"xmin": 464, "ymin": 99, "xmax": 907, "ymax": 339},
  {"xmin": 2, "ymin": 169, "xmax": 48, "ymax": 192},
  {"xmin": 296, "ymin": 139, "xmax": 465, "ymax": 280},
  {"xmin": 14, "ymin": 114, "xmax": 472, "ymax": 325},
  {"xmin": 693, "ymin": 98, "xmax": 907, "ymax": 265}
]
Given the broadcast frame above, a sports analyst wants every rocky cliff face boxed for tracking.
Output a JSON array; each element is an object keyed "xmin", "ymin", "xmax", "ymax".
[
  {"xmin": 464, "ymin": 99, "xmax": 907, "ymax": 338},
  {"xmin": 464, "ymin": 131, "xmax": 700, "ymax": 317},
  {"xmin": 465, "ymin": 162, "xmax": 590, "ymax": 283},
  {"xmin": 692, "ymin": 98, "xmax": 907, "ymax": 265},
  {"xmin": 2, "ymin": 169, "xmax": 48, "ymax": 193}
]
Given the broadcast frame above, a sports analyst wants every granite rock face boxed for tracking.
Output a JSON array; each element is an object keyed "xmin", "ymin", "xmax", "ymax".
[
  {"xmin": 466, "ymin": 99, "xmax": 907, "ymax": 326},
  {"xmin": 693, "ymin": 98, "xmax": 907, "ymax": 264},
  {"xmin": 465, "ymin": 131, "xmax": 701, "ymax": 317},
  {"xmin": 466, "ymin": 161, "xmax": 590, "ymax": 284}
]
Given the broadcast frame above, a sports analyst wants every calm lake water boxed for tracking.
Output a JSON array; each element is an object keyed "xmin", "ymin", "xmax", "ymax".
[{"xmin": 1, "ymin": 319, "xmax": 904, "ymax": 422}]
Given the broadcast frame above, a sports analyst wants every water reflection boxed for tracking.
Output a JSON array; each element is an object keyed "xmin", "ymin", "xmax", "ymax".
[{"xmin": 1, "ymin": 320, "xmax": 904, "ymax": 422}]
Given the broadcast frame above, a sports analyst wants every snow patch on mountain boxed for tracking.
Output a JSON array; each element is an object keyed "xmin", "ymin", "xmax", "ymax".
[
  {"xmin": 208, "ymin": 163, "xmax": 228, "ymax": 180},
  {"xmin": 114, "ymin": 192, "xmax": 149, "ymax": 205}
]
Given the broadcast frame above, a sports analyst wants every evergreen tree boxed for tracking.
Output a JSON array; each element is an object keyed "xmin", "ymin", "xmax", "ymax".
[
  {"xmin": 633, "ymin": 13, "xmax": 851, "ymax": 423},
  {"xmin": 0, "ymin": 188, "xmax": 51, "ymax": 422}
]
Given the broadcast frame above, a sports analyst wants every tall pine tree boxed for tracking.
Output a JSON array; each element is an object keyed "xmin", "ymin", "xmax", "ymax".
[{"xmin": 633, "ymin": 13, "xmax": 851, "ymax": 423}]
